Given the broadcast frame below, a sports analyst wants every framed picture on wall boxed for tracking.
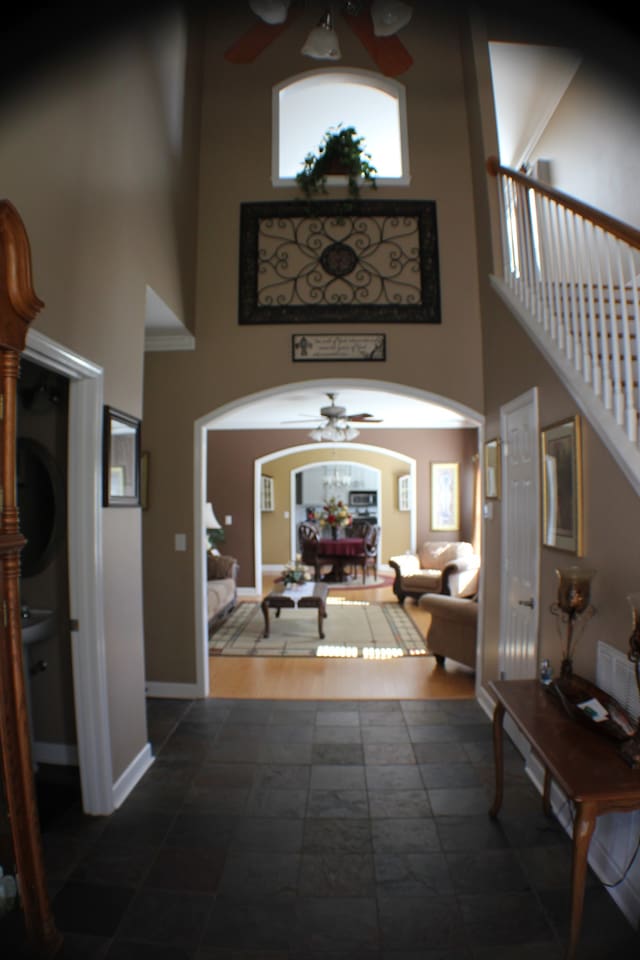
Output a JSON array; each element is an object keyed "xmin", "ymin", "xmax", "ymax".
[
  {"xmin": 431, "ymin": 462, "xmax": 459, "ymax": 531},
  {"xmin": 484, "ymin": 438, "xmax": 501, "ymax": 500},
  {"xmin": 238, "ymin": 200, "xmax": 441, "ymax": 325},
  {"xmin": 103, "ymin": 406, "xmax": 141, "ymax": 507},
  {"xmin": 541, "ymin": 415, "xmax": 583, "ymax": 554}
]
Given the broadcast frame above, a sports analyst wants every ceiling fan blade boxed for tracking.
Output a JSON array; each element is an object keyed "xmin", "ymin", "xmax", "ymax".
[
  {"xmin": 224, "ymin": 11, "xmax": 296, "ymax": 64},
  {"xmin": 348, "ymin": 414, "xmax": 383, "ymax": 423},
  {"xmin": 280, "ymin": 418, "xmax": 323, "ymax": 424},
  {"xmin": 342, "ymin": 6, "xmax": 413, "ymax": 77}
]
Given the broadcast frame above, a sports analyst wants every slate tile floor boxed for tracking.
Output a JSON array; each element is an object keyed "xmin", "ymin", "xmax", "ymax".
[{"xmin": 4, "ymin": 696, "xmax": 640, "ymax": 959}]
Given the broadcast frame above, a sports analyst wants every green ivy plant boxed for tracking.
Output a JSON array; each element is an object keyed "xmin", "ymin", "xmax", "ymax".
[{"xmin": 295, "ymin": 125, "xmax": 378, "ymax": 200}]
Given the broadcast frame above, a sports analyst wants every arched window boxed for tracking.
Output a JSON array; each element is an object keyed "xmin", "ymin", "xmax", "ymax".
[{"xmin": 273, "ymin": 68, "xmax": 409, "ymax": 187}]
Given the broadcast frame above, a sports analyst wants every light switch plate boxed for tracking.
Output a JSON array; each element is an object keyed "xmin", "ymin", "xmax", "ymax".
[{"xmin": 175, "ymin": 533, "xmax": 187, "ymax": 551}]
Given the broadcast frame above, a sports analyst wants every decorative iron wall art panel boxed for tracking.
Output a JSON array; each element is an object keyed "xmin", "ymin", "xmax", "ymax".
[{"xmin": 238, "ymin": 200, "xmax": 440, "ymax": 325}]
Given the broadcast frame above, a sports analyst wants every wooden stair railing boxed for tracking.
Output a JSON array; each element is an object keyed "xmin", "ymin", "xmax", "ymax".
[
  {"xmin": 487, "ymin": 157, "xmax": 640, "ymax": 447},
  {"xmin": 0, "ymin": 200, "xmax": 62, "ymax": 956}
]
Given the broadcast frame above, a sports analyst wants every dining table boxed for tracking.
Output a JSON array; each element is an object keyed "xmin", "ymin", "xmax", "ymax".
[{"xmin": 316, "ymin": 536, "xmax": 366, "ymax": 582}]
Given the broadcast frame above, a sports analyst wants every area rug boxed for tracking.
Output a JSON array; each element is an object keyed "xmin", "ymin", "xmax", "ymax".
[{"xmin": 209, "ymin": 599, "xmax": 428, "ymax": 658}]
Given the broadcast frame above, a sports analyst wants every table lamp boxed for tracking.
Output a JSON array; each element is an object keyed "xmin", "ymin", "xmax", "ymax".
[
  {"xmin": 204, "ymin": 502, "xmax": 224, "ymax": 552},
  {"xmin": 619, "ymin": 594, "xmax": 640, "ymax": 768},
  {"xmin": 550, "ymin": 566, "xmax": 596, "ymax": 678}
]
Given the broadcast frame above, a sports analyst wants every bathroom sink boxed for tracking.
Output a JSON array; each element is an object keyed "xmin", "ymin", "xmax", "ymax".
[{"xmin": 20, "ymin": 608, "xmax": 54, "ymax": 645}]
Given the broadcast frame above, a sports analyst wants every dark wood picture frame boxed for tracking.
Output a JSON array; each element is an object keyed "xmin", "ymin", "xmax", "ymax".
[
  {"xmin": 292, "ymin": 333, "xmax": 386, "ymax": 361},
  {"xmin": 541, "ymin": 414, "xmax": 583, "ymax": 555},
  {"xmin": 103, "ymin": 406, "xmax": 141, "ymax": 507},
  {"xmin": 239, "ymin": 200, "xmax": 440, "ymax": 325}
]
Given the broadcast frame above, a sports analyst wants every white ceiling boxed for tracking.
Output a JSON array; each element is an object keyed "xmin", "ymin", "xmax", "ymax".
[{"xmin": 208, "ymin": 385, "xmax": 477, "ymax": 431}]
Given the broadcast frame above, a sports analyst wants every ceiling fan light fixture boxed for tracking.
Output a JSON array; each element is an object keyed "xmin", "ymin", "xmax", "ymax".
[
  {"xmin": 309, "ymin": 422, "xmax": 360, "ymax": 442},
  {"xmin": 301, "ymin": 10, "xmax": 341, "ymax": 60},
  {"xmin": 370, "ymin": 0, "xmax": 413, "ymax": 36},
  {"xmin": 249, "ymin": 0, "xmax": 291, "ymax": 24}
]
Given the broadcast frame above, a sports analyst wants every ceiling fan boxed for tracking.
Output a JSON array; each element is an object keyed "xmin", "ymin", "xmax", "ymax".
[
  {"xmin": 282, "ymin": 392, "xmax": 383, "ymax": 439},
  {"xmin": 225, "ymin": 1, "xmax": 413, "ymax": 77}
]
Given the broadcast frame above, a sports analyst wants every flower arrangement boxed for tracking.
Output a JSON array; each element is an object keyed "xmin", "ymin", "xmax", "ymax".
[
  {"xmin": 316, "ymin": 497, "xmax": 352, "ymax": 533},
  {"xmin": 281, "ymin": 555, "xmax": 313, "ymax": 587}
]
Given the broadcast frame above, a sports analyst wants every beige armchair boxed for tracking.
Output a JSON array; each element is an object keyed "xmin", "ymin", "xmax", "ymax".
[
  {"xmin": 419, "ymin": 593, "xmax": 478, "ymax": 670},
  {"xmin": 388, "ymin": 541, "xmax": 480, "ymax": 604}
]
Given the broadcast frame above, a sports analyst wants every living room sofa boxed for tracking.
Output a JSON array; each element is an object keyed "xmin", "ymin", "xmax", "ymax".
[
  {"xmin": 206, "ymin": 553, "xmax": 239, "ymax": 635},
  {"xmin": 419, "ymin": 593, "xmax": 478, "ymax": 670},
  {"xmin": 388, "ymin": 541, "xmax": 480, "ymax": 604}
]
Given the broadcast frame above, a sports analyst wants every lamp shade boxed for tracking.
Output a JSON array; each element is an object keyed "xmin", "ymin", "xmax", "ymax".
[
  {"xmin": 249, "ymin": 0, "xmax": 290, "ymax": 24},
  {"xmin": 302, "ymin": 11, "xmax": 341, "ymax": 60},
  {"xmin": 204, "ymin": 502, "xmax": 222, "ymax": 529},
  {"xmin": 556, "ymin": 566, "xmax": 595, "ymax": 616},
  {"xmin": 371, "ymin": 0, "xmax": 413, "ymax": 36}
]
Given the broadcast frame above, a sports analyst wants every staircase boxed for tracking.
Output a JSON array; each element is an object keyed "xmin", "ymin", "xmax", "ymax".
[{"xmin": 487, "ymin": 158, "xmax": 640, "ymax": 496}]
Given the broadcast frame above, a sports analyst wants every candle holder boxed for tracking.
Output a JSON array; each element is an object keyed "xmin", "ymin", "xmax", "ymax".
[{"xmin": 550, "ymin": 566, "xmax": 596, "ymax": 678}]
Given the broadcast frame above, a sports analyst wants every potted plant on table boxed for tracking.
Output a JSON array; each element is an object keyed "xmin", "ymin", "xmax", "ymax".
[
  {"xmin": 295, "ymin": 125, "xmax": 377, "ymax": 201},
  {"xmin": 281, "ymin": 555, "xmax": 313, "ymax": 587}
]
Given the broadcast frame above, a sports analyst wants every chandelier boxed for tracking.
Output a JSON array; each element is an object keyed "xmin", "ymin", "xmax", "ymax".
[{"xmin": 323, "ymin": 465, "xmax": 353, "ymax": 491}]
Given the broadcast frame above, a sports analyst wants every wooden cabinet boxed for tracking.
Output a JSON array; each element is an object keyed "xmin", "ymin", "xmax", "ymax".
[
  {"xmin": 261, "ymin": 475, "xmax": 274, "ymax": 512},
  {"xmin": 0, "ymin": 201, "xmax": 62, "ymax": 956},
  {"xmin": 398, "ymin": 474, "xmax": 410, "ymax": 511}
]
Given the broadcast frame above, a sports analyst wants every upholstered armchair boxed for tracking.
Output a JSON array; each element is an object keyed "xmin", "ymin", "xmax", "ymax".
[
  {"xmin": 388, "ymin": 541, "xmax": 480, "ymax": 604},
  {"xmin": 419, "ymin": 593, "xmax": 478, "ymax": 669}
]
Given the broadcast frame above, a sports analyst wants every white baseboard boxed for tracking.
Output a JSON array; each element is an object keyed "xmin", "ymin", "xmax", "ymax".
[
  {"xmin": 145, "ymin": 681, "xmax": 200, "ymax": 699},
  {"xmin": 477, "ymin": 684, "xmax": 495, "ymax": 720},
  {"xmin": 33, "ymin": 741, "xmax": 79, "ymax": 766},
  {"xmin": 238, "ymin": 586, "xmax": 258, "ymax": 597},
  {"xmin": 112, "ymin": 742, "xmax": 154, "ymax": 810}
]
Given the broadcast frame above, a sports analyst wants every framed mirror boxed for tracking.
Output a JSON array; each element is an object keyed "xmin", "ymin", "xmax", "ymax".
[{"xmin": 103, "ymin": 406, "xmax": 141, "ymax": 507}]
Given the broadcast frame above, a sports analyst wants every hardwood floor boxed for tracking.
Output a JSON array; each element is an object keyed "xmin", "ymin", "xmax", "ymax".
[{"xmin": 209, "ymin": 574, "xmax": 476, "ymax": 701}]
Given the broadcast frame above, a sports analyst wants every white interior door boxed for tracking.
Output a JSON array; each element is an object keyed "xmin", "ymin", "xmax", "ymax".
[{"xmin": 499, "ymin": 387, "xmax": 540, "ymax": 679}]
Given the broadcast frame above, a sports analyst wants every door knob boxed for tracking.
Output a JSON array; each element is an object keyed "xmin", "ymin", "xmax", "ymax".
[{"xmin": 518, "ymin": 597, "xmax": 535, "ymax": 609}]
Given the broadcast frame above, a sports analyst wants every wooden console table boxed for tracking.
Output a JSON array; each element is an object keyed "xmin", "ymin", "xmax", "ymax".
[{"xmin": 489, "ymin": 679, "xmax": 640, "ymax": 960}]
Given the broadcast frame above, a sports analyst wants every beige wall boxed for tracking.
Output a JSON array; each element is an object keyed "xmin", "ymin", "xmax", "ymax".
[
  {"xmin": 142, "ymin": 6, "xmax": 486, "ymax": 683},
  {"xmin": 532, "ymin": 61, "xmax": 640, "ymax": 229},
  {"xmin": 0, "ymin": 12, "xmax": 197, "ymax": 778}
]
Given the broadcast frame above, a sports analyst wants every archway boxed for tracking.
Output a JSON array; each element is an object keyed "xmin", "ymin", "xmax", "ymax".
[{"xmin": 194, "ymin": 378, "xmax": 484, "ymax": 699}]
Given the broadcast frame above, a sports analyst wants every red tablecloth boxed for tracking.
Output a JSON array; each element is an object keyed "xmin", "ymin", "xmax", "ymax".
[{"xmin": 317, "ymin": 537, "xmax": 365, "ymax": 557}]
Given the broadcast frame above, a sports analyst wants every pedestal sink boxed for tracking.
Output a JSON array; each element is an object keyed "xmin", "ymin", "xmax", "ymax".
[{"xmin": 20, "ymin": 608, "xmax": 54, "ymax": 645}]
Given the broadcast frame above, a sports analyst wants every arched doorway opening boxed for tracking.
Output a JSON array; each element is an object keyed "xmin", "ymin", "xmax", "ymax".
[{"xmin": 195, "ymin": 378, "xmax": 483, "ymax": 699}]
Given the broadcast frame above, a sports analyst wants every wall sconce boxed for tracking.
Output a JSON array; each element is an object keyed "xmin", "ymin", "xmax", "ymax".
[
  {"xmin": 204, "ymin": 502, "xmax": 224, "ymax": 552},
  {"xmin": 550, "ymin": 566, "xmax": 596, "ymax": 678}
]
